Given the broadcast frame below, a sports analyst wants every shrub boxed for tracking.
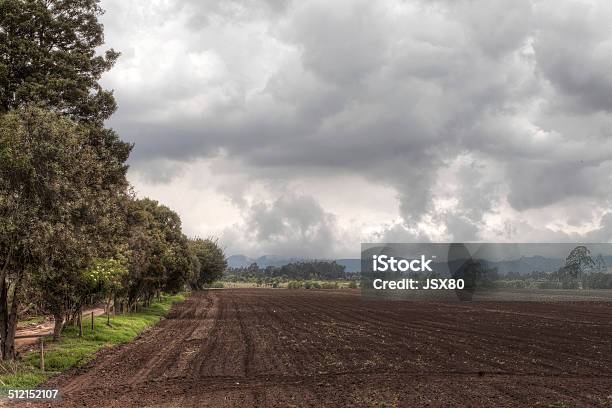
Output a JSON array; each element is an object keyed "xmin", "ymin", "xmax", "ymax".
[
  {"xmin": 561, "ymin": 278, "xmax": 579, "ymax": 289},
  {"xmin": 497, "ymin": 280, "xmax": 526, "ymax": 289},
  {"xmin": 320, "ymin": 281, "xmax": 339, "ymax": 289},
  {"xmin": 287, "ymin": 281, "xmax": 302, "ymax": 289},
  {"xmin": 204, "ymin": 281, "xmax": 224, "ymax": 289},
  {"xmin": 537, "ymin": 281, "xmax": 561, "ymax": 290}
]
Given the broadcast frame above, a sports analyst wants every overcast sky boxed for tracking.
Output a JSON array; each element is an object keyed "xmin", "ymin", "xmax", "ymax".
[{"xmin": 99, "ymin": 0, "xmax": 612, "ymax": 258}]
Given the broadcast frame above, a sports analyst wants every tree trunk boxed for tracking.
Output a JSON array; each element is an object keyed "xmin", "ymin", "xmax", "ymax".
[
  {"xmin": 3, "ymin": 288, "xmax": 19, "ymax": 360},
  {"xmin": 0, "ymin": 275, "xmax": 9, "ymax": 360},
  {"xmin": 106, "ymin": 298, "xmax": 111, "ymax": 326},
  {"xmin": 78, "ymin": 305, "xmax": 83, "ymax": 337},
  {"xmin": 53, "ymin": 312, "xmax": 64, "ymax": 341},
  {"xmin": 0, "ymin": 250, "xmax": 11, "ymax": 360},
  {"xmin": 0, "ymin": 276, "xmax": 21, "ymax": 360}
]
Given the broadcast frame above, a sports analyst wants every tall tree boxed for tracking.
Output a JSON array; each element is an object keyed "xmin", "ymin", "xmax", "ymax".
[
  {"xmin": 190, "ymin": 238, "xmax": 227, "ymax": 289},
  {"xmin": 564, "ymin": 246, "xmax": 595, "ymax": 279},
  {"xmin": 0, "ymin": 106, "xmax": 130, "ymax": 354},
  {"xmin": 124, "ymin": 198, "xmax": 194, "ymax": 307},
  {"xmin": 0, "ymin": 0, "xmax": 119, "ymax": 122}
]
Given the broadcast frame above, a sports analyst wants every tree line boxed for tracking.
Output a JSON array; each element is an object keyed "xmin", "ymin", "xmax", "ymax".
[
  {"xmin": 226, "ymin": 261, "xmax": 348, "ymax": 282},
  {"xmin": 0, "ymin": 0, "xmax": 225, "ymax": 360},
  {"xmin": 454, "ymin": 246, "xmax": 612, "ymax": 290}
]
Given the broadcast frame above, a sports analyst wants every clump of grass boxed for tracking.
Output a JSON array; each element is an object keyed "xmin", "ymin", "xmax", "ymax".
[
  {"xmin": 288, "ymin": 280, "xmax": 346, "ymax": 290},
  {"xmin": 17, "ymin": 316, "xmax": 46, "ymax": 328},
  {"xmin": 0, "ymin": 361, "xmax": 51, "ymax": 390},
  {"xmin": 0, "ymin": 294, "xmax": 185, "ymax": 392},
  {"xmin": 203, "ymin": 281, "xmax": 224, "ymax": 289},
  {"xmin": 287, "ymin": 281, "xmax": 302, "ymax": 289},
  {"xmin": 319, "ymin": 281, "xmax": 339, "ymax": 289}
]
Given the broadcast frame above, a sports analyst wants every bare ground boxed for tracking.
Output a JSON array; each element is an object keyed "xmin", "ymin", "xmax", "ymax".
[
  {"xmin": 15, "ymin": 308, "xmax": 106, "ymax": 351},
  {"xmin": 13, "ymin": 289, "xmax": 612, "ymax": 407}
]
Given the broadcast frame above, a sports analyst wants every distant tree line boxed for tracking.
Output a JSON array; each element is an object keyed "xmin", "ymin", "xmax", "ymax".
[
  {"xmin": 548, "ymin": 247, "xmax": 611, "ymax": 289},
  {"xmin": 226, "ymin": 261, "xmax": 348, "ymax": 282},
  {"xmin": 380, "ymin": 246, "xmax": 612, "ymax": 292},
  {"xmin": 475, "ymin": 246, "xmax": 612, "ymax": 290},
  {"xmin": 0, "ymin": 0, "xmax": 225, "ymax": 360}
]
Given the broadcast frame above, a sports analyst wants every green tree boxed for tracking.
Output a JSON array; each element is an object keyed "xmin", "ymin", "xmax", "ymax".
[
  {"xmin": 0, "ymin": 0, "xmax": 119, "ymax": 122},
  {"xmin": 164, "ymin": 236, "xmax": 198, "ymax": 294},
  {"xmin": 564, "ymin": 246, "xmax": 595, "ymax": 279},
  {"xmin": 85, "ymin": 258, "xmax": 128, "ymax": 325},
  {"xmin": 124, "ymin": 198, "xmax": 194, "ymax": 307},
  {"xmin": 0, "ymin": 107, "xmax": 130, "ymax": 353},
  {"xmin": 190, "ymin": 238, "xmax": 227, "ymax": 289}
]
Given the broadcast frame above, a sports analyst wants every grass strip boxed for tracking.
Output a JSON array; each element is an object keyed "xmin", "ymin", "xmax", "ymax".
[{"xmin": 0, "ymin": 293, "xmax": 186, "ymax": 391}]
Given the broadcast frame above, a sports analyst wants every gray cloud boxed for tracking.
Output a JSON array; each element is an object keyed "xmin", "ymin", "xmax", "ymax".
[
  {"xmin": 507, "ymin": 160, "xmax": 604, "ymax": 210},
  {"xmin": 373, "ymin": 223, "xmax": 425, "ymax": 243},
  {"xmin": 534, "ymin": 0, "xmax": 612, "ymax": 113},
  {"xmin": 100, "ymin": 0, "xmax": 612, "ymax": 257},
  {"xmin": 221, "ymin": 194, "xmax": 341, "ymax": 258},
  {"xmin": 440, "ymin": 0, "xmax": 534, "ymax": 57},
  {"xmin": 586, "ymin": 213, "xmax": 612, "ymax": 241},
  {"xmin": 444, "ymin": 214, "xmax": 479, "ymax": 242}
]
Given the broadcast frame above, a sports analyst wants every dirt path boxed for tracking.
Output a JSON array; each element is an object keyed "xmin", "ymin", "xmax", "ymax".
[
  {"xmin": 13, "ymin": 289, "xmax": 612, "ymax": 407},
  {"xmin": 15, "ymin": 308, "xmax": 106, "ymax": 350}
]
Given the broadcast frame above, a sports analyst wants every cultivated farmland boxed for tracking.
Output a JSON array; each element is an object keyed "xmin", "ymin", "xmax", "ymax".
[{"xmin": 19, "ymin": 289, "xmax": 612, "ymax": 407}]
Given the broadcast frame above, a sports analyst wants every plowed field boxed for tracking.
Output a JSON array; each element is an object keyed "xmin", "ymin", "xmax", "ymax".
[{"xmin": 19, "ymin": 289, "xmax": 612, "ymax": 407}]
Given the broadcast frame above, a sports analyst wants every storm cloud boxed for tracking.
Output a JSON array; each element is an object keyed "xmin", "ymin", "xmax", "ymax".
[{"xmin": 100, "ymin": 0, "xmax": 612, "ymax": 257}]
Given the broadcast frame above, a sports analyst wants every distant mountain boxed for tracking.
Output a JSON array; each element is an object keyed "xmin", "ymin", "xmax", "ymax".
[
  {"xmin": 255, "ymin": 255, "xmax": 305, "ymax": 268},
  {"xmin": 226, "ymin": 255, "xmax": 252, "ymax": 268},
  {"xmin": 482, "ymin": 255, "xmax": 564, "ymax": 275},
  {"xmin": 336, "ymin": 259, "xmax": 361, "ymax": 273},
  {"xmin": 226, "ymin": 252, "xmax": 612, "ymax": 275},
  {"xmin": 226, "ymin": 255, "xmax": 307, "ymax": 269},
  {"xmin": 228, "ymin": 249, "xmax": 612, "ymax": 275}
]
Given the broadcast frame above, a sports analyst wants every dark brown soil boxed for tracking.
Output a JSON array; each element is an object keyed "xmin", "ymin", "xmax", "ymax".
[{"xmin": 16, "ymin": 289, "xmax": 612, "ymax": 407}]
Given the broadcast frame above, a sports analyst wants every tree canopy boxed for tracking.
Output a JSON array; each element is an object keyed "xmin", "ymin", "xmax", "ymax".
[
  {"xmin": 0, "ymin": 106, "xmax": 130, "ymax": 351},
  {"xmin": 190, "ymin": 238, "xmax": 227, "ymax": 288},
  {"xmin": 0, "ymin": 0, "xmax": 227, "ymax": 360},
  {"xmin": 0, "ymin": 0, "xmax": 119, "ymax": 122}
]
